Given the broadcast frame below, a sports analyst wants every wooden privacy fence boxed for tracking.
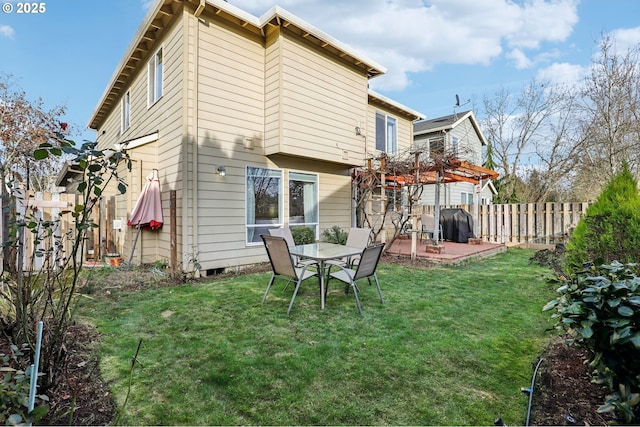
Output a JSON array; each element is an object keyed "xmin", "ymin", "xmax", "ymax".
[
  {"xmin": 8, "ymin": 190, "xmax": 77, "ymax": 270},
  {"xmin": 6, "ymin": 190, "xmax": 119, "ymax": 270},
  {"xmin": 420, "ymin": 202, "xmax": 591, "ymax": 245}
]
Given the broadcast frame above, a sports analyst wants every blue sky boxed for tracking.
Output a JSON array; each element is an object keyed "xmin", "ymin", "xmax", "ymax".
[{"xmin": 1, "ymin": 0, "xmax": 640, "ymax": 143}]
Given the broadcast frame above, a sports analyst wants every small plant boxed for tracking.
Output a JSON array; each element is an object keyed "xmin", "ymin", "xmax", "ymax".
[
  {"xmin": 544, "ymin": 260, "xmax": 640, "ymax": 423},
  {"xmin": 322, "ymin": 225, "xmax": 347, "ymax": 245},
  {"xmin": 291, "ymin": 226, "xmax": 315, "ymax": 245},
  {"xmin": 0, "ymin": 345, "xmax": 49, "ymax": 425}
]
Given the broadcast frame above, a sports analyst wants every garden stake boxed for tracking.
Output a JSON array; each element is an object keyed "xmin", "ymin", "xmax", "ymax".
[{"xmin": 27, "ymin": 321, "xmax": 43, "ymax": 426}]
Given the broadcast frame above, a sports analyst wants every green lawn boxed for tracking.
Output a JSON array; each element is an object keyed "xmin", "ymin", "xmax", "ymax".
[{"xmin": 79, "ymin": 247, "xmax": 557, "ymax": 425}]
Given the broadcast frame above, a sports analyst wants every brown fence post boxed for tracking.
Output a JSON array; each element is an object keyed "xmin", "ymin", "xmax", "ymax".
[{"xmin": 170, "ymin": 190, "xmax": 177, "ymax": 279}]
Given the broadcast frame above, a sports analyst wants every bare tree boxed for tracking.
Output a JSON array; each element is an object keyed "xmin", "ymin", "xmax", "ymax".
[
  {"xmin": 0, "ymin": 73, "xmax": 67, "ymax": 271},
  {"xmin": 481, "ymin": 80, "xmax": 582, "ymax": 202},
  {"xmin": 572, "ymin": 34, "xmax": 640, "ymax": 197}
]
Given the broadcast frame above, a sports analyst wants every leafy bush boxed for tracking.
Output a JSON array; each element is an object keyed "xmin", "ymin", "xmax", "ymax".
[
  {"xmin": 0, "ymin": 345, "xmax": 48, "ymax": 425},
  {"xmin": 0, "ymin": 136, "xmax": 130, "ymax": 393},
  {"xmin": 544, "ymin": 261, "xmax": 640, "ymax": 423},
  {"xmin": 291, "ymin": 226, "xmax": 315, "ymax": 245},
  {"xmin": 566, "ymin": 163, "xmax": 640, "ymax": 272},
  {"xmin": 322, "ymin": 225, "xmax": 348, "ymax": 245}
]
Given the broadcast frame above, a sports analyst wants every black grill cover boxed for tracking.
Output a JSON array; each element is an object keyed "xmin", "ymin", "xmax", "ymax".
[{"xmin": 439, "ymin": 208, "xmax": 474, "ymax": 243}]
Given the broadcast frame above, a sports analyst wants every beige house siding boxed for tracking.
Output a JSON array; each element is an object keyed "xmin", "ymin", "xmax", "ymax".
[
  {"xmin": 265, "ymin": 28, "xmax": 368, "ymax": 165},
  {"xmin": 193, "ymin": 9, "xmax": 267, "ymax": 271},
  {"xmin": 85, "ymin": 1, "xmax": 423, "ymax": 273},
  {"xmin": 264, "ymin": 28, "xmax": 282, "ymax": 156},
  {"xmin": 93, "ymin": 14, "xmax": 185, "ymax": 265}
]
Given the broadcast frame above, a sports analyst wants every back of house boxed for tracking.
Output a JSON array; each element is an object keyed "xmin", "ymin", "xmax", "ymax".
[{"xmin": 78, "ymin": 0, "xmax": 424, "ymax": 275}]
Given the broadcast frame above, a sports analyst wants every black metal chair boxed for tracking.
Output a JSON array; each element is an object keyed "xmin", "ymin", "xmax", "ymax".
[
  {"xmin": 326, "ymin": 243, "xmax": 385, "ymax": 315},
  {"xmin": 260, "ymin": 234, "xmax": 318, "ymax": 314}
]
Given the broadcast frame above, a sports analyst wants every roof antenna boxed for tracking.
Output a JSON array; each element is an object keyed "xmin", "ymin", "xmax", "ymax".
[{"xmin": 453, "ymin": 94, "xmax": 470, "ymax": 119}]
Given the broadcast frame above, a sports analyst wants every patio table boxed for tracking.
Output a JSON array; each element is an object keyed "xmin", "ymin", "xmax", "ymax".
[{"xmin": 290, "ymin": 242, "xmax": 362, "ymax": 310}]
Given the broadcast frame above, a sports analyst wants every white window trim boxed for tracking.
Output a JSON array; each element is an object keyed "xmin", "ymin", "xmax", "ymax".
[
  {"xmin": 121, "ymin": 90, "xmax": 130, "ymax": 133},
  {"xmin": 376, "ymin": 112, "xmax": 398, "ymax": 155},
  {"xmin": 245, "ymin": 165, "xmax": 284, "ymax": 246},
  {"xmin": 385, "ymin": 115, "xmax": 397, "ymax": 154},
  {"xmin": 288, "ymin": 170, "xmax": 320, "ymax": 240},
  {"xmin": 147, "ymin": 47, "xmax": 163, "ymax": 107}
]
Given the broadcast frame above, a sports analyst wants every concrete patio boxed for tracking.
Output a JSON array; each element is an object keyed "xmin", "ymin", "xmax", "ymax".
[{"xmin": 386, "ymin": 237, "xmax": 507, "ymax": 265}]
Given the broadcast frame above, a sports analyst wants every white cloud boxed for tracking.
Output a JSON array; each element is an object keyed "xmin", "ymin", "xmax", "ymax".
[
  {"xmin": 507, "ymin": 48, "xmax": 533, "ymax": 69},
  {"xmin": 228, "ymin": 0, "xmax": 580, "ymax": 91},
  {"xmin": 0, "ymin": 25, "xmax": 15, "ymax": 39},
  {"xmin": 506, "ymin": 0, "xmax": 579, "ymax": 49},
  {"xmin": 536, "ymin": 62, "xmax": 589, "ymax": 87},
  {"xmin": 609, "ymin": 26, "xmax": 640, "ymax": 54}
]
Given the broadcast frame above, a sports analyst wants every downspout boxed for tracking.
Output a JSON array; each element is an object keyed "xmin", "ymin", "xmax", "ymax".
[
  {"xmin": 192, "ymin": 6, "xmax": 201, "ymax": 276},
  {"xmin": 181, "ymin": 9, "xmax": 190, "ymax": 275}
]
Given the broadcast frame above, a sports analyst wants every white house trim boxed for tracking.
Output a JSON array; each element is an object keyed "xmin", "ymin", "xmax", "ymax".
[{"xmin": 115, "ymin": 131, "xmax": 159, "ymax": 151}]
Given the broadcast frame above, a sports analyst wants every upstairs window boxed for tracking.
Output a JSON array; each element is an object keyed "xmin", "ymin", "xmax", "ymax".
[
  {"xmin": 452, "ymin": 137, "xmax": 459, "ymax": 158},
  {"xmin": 121, "ymin": 90, "xmax": 130, "ymax": 132},
  {"xmin": 429, "ymin": 137, "xmax": 445, "ymax": 159},
  {"xmin": 148, "ymin": 47, "xmax": 163, "ymax": 106},
  {"xmin": 375, "ymin": 112, "xmax": 397, "ymax": 154}
]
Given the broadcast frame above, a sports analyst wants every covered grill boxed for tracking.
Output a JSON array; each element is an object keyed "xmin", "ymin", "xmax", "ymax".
[{"xmin": 439, "ymin": 208, "xmax": 474, "ymax": 243}]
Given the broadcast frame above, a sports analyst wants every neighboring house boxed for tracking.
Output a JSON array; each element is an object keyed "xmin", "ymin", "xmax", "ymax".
[
  {"xmin": 80, "ymin": 0, "xmax": 424, "ymax": 274},
  {"xmin": 413, "ymin": 110, "xmax": 497, "ymax": 207}
]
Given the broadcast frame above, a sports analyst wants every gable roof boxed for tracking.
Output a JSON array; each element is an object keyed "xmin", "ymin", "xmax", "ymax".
[
  {"xmin": 413, "ymin": 110, "xmax": 488, "ymax": 146},
  {"xmin": 88, "ymin": 0, "xmax": 389, "ymax": 130}
]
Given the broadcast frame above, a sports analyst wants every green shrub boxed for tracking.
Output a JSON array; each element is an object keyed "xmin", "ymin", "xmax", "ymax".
[
  {"xmin": 544, "ymin": 261, "xmax": 640, "ymax": 423},
  {"xmin": 566, "ymin": 163, "xmax": 640, "ymax": 272},
  {"xmin": 290, "ymin": 226, "xmax": 315, "ymax": 245},
  {"xmin": 322, "ymin": 225, "xmax": 348, "ymax": 244},
  {"xmin": 0, "ymin": 345, "xmax": 49, "ymax": 425}
]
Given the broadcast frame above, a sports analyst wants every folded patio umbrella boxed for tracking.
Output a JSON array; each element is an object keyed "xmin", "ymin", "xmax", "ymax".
[{"xmin": 128, "ymin": 169, "xmax": 163, "ymax": 230}]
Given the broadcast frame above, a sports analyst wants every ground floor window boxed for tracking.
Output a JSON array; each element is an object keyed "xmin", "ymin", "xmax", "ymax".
[
  {"xmin": 289, "ymin": 171, "xmax": 319, "ymax": 239},
  {"xmin": 461, "ymin": 191, "xmax": 474, "ymax": 206},
  {"xmin": 246, "ymin": 166, "xmax": 282, "ymax": 244}
]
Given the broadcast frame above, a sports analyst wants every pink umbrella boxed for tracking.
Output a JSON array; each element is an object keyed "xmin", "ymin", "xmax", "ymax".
[{"xmin": 128, "ymin": 169, "xmax": 163, "ymax": 230}]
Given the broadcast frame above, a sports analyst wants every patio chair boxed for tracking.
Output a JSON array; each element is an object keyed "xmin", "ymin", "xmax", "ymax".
[
  {"xmin": 327, "ymin": 227, "xmax": 372, "ymax": 268},
  {"xmin": 268, "ymin": 227, "xmax": 315, "ymax": 267},
  {"xmin": 420, "ymin": 214, "xmax": 443, "ymax": 243},
  {"xmin": 326, "ymin": 243, "xmax": 385, "ymax": 315},
  {"xmin": 260, "ymin": 234, "xmax": 318, "ymax": 314}
]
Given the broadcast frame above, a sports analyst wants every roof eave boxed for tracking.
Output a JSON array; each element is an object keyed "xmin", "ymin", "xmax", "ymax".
[
  {"xmin": 88, "ymin": 0, "xmax": 389, "ymax": 131},
  {"xmin": 369, "ymin": 89, "xmax": 425, "ymax": 121},
  {"xmin": 88, "ymin": 0, "xmax": 173, "ymax": 130},
  {"xmin": 260, "ymin": 5, "xmax": 386, "ymax": 79}
]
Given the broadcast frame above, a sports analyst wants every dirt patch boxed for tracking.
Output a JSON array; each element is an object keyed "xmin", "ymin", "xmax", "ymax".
[{"xmin": 530, "ymin": 338, "xmax": 613, "ymax": 426}]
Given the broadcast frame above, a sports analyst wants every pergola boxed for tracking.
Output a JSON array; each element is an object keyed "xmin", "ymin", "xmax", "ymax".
[{"xmin": 377, "ymin": 158, "xmax": 499, "ymax": 258}]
